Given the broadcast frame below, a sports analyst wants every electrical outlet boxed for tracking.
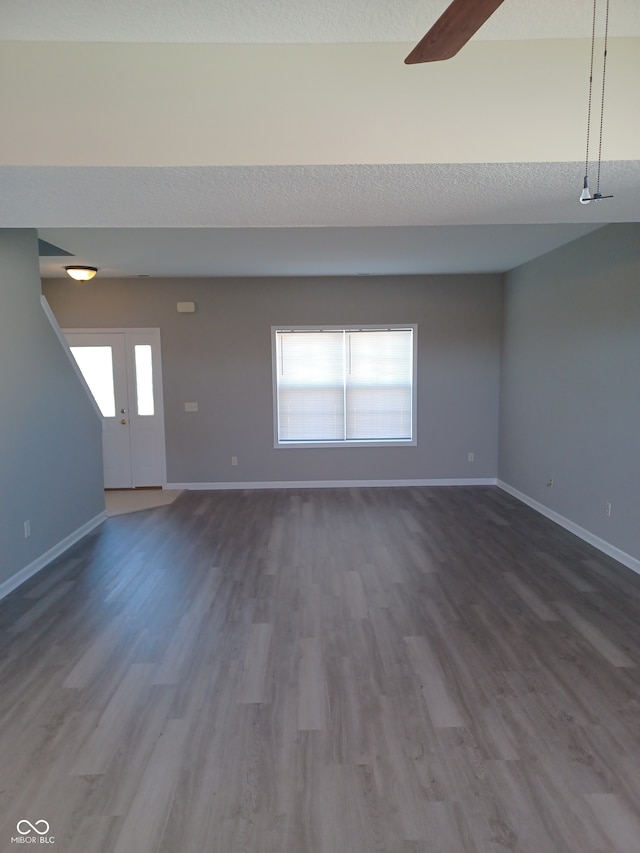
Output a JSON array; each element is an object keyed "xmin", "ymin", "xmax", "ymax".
[
  {"xmin": 184, "ymin": 402, "xmax": 198, "ymax": 412},
  {"xmin": 547, "ymin": 477, "xmax": 554, "ymax": 488},
  {"xmin": 231, "ymin": 456, "xmax": 238, "ymax": 466},
  {"xmin": 605, "ymin": 501, "xmax": 612, "ymax": 517},
  {"xmin": 24, "ymin": 520, "xmax": 31, "ymax": 538},
  {"xmin": 467, "ymin": 452, "xmax": 475, "ymax": 462}
]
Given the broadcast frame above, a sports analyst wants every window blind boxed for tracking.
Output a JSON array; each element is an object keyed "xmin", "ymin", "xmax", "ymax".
[{"xmin": 275, "ymin": 328, "xmax": 414, "ymax": 444}]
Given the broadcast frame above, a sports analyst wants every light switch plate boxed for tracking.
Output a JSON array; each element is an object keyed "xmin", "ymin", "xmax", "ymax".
[{"xmin": 184, "ymin": 402, "xmax": 198, "ymax": 412}]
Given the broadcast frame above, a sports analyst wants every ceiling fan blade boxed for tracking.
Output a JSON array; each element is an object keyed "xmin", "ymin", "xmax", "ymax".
[{"xmin": 405, "ymin": 0, "xmax": 507, "ymax": 64}]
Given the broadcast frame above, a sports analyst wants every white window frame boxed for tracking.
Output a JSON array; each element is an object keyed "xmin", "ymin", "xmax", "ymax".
[{"xmin": 272, "ymin": 325, "xmax": 417, "ymax": 448}]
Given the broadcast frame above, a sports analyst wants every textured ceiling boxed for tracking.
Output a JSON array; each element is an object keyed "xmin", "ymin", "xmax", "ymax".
[
  {"xmin": 29, "ymin": 158, "xmax": 634, "ymax": 277},
  {"xmin": 37, "ymin": 223, "xmax": 604, "ymax": 278},
  {"xmin": 10, "ymin": 162, "xmax": 638, "ymax": 229},
  {"xmin": 5, "ymin": 0, "xmax": 640, "ymax": 43}
]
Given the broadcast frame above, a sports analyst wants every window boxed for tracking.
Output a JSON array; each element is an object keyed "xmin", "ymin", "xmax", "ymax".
[
  {"xmin": 273, "ymin": 326, "xmax": 416, "ymax": 446},
  {"xmin": 134, "ymin": 344, "xmax": 155, "ymax": 416},
  {"xmin": 69, "ymin": 346, "xmax": 116, "ymax": 418}
]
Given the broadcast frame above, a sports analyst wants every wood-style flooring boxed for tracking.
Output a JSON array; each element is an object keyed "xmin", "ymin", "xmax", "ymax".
[{"xmin": 0, "ymin": 486, "xmax": 639, "ymax": 852}]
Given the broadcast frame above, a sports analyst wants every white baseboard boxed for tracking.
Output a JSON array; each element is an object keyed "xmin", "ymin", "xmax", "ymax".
[
  {"xmin": 167, "ymin": 478, "xmax": 498, "ymax": 491},
  {"xmin": 0, "ymin": 511, "xmax": 107, "ymax": 601},
  {"xmin": 497, "ymin": 480, "xmax": 640, "ymax": 577}
]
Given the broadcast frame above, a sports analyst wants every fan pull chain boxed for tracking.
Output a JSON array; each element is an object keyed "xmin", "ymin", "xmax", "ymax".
[
  {"xmin": 580, "ymin": 0, "xmax": 613, "ymax": 203},
  {"xmin": 584, "ymin": 0, "xmax": 597, "ymax": 178},
  {"xmin": 595, "ymin": 0, "xmax": 611, "ymax": 195}
]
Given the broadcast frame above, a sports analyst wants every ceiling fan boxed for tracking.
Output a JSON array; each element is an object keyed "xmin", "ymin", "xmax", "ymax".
[{"xmin": 405, "ymin": 0, "xmax": 507, "ymax": 64}]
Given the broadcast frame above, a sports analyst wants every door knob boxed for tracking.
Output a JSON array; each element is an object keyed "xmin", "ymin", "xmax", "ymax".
[
  {"xmin": 120, "ymin": 419, "xmax": 127, "ymax": 425},
  {"xmin": 120, "ymin": 408, "xmax": 127, "ymax": 414}
]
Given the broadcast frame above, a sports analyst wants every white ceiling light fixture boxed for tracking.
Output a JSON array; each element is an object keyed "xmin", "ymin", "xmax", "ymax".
[
  {"xmin": 64, "ymin": 266, "xmax": 98, "ymax": 281},
  {"xmin": 579, "ymin": 0, "xmax": 614, "ymax": 204}
]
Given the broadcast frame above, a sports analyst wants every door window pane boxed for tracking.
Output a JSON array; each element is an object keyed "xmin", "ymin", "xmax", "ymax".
[
  {"xmin": 134, "ymin": 344, "xmax": 155, "ymax": 416},
  {"xmin": 70, "ymin": 346, "xmax": 116, "ymax": 417}
]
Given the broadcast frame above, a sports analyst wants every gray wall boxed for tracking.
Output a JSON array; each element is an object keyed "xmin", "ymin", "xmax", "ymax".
[
  {"xmin": 499, "ymin": 223, "xmax": 640, "ymax": 562},
  {"xmin": 0, "ymin": 230, "xmax": 104, "ymax": 587},
  {"xmin": 43, "ymin": 274, "xmax": 503, "ymax": 485}
]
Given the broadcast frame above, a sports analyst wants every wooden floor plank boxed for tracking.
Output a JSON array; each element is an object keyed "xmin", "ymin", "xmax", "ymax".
[
  {"xmin": 584, "ymin": 792, "xmax": 640, "ymax": 853},
  {"xmin": 112, "ymin": 717, "xmax": 189, "ymax": 853},
  {"xmin": 404, "ymin": 635, "xmax": 466, "ymax": 728},
  {"xmin": 71, "ymin": 663, "xmax": 156, "ymax": 776},
  {"xmin": 503, "ymin": 571, "xmax": 558, "ymax": 622},
  {"xmin": 555, "ymin": 601, "xmax": 636, "ymax": 668},
  {"xmin": 297, "ymin": 636, "xmax": 326, "ymax": 731},
  {"xmin": 237, "ymin": 622, "xmax": 274, "ymax": 704}
]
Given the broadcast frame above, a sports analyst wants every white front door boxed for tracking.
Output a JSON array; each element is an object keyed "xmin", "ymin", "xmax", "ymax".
[{"xmin": 64, "ymin": 329, "xmax": 166, "ymax": 489}]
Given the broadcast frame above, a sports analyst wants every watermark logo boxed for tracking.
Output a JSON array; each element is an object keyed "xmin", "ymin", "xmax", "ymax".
[
  {"xmin": 11, "ymin": 820, "xmax": 55, "ymax": 844},
  {"xmin": 17, "ymin": 822, "xmax": 49, "ymax": 836}
]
